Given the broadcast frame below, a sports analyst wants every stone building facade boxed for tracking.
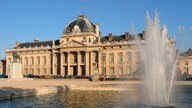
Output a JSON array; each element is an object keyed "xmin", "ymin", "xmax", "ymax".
[
  {"xmin": 0, "ymin": 61, "xmax": 2, "ymax": 74},
  {"xmin": 5, "ymin": 15, "xmax": 175, "ymax": 77},
  {"xmin": 0, "ymin": 59, "xmax": 6, "ymax": 75},
  {"xmin": 178, "ymin": 48, "xmax": 192, "ymax": 74}
]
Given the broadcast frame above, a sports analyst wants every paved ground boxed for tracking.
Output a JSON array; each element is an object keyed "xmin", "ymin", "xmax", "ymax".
[{"xmin": 0, "ymin": 78, "xmax": 192, "ymax": 100}]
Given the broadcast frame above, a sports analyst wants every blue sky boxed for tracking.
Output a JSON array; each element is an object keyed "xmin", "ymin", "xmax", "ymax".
[{"xmin": 0, "ymin": 0, "xmax": 192, "ymax": 59}]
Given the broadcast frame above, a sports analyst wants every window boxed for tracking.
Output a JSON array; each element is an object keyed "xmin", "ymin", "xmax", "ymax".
[
  {"xmin": 184, "ymin": 67, "xmax": 189, "ymax": 74},
  {"xmin": 25, "ymin": 68, "xmax": 28, "ymax": 75},
  {"xmin": 95, "ymin": 53, "xmax": 98, "ymax": 63},
  {"xmin": 31, "ymin": 57, "xmax": 34, "ymax": 64},
  {"xmin": 25, "ymin": 57, "xmax": 28, "ymax": 65},
  {"xmin": 127, "ymin": 52, "xmax": 132, "ymax": 62},
  {"xmin": 127, "ymin": 67, "xmax": 132, "ymax": 75},
  {"xmin": 110, "ymin": 54, "xmax": 114, "ymax": 62},
  {"xmin": 102, "ymin": 67, "xmax": 106, "ymax": 75},
  {"xmin": 119, "ymin": 67, "xmax": 123, "ymax": 75},
  {"xmin": 44, "ymin": 68, "xmax": 46, "ymax": 75},
  {"xmin": 37, "ymin": 68, "xmax": 40, "ymax": 74},
  {"xmin": 118, "ymin": 53, "xmax": 123, "ymax": 63},
  {"xmin": 110, "ymin": 67, "xmax": 114, "ymax": 75},
  {"xmin": 185, "ymin": 61, "xmax": 188, "ymax": 65},
  {"xmin": 37, "ymin": 56, "xmax": 40, "ymax": 64},
  {"xmin": 135, "ymin": 52, "xmax": 140, "ymax": 62},
  {"xmin": 43, "ymin": 56, "xmax": 46, "ymax": 64},
  {"xmin": 102, "ymin": 55, "xmax": 106, "ymax": 62},
  {"xmin": 31, "ymin": 68, "xmax": 34, "ymax": 74}
]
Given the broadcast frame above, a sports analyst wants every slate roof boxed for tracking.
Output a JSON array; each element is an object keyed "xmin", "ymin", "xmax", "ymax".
[
  {"xmin": 15, "ymin": 33, "xmax": 143, "ymax": 48},
  {"xmin": 17, "ymin": 40, "xmax": 60, "ymax": 48},
  {"xmin": 101, "ymin": 33, "xmax": 143, "ymax": 42},
  {"xmin": 64, "ymin": 15, "xmax": 96, "ymax": 34},
  {"xmin": 180, "ymin": 49, "xmax": 192, "ymax": 57}
]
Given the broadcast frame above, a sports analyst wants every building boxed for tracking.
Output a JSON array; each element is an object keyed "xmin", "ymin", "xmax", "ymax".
[
  {"xmin": 5, "ymin": 14, "xmax": 175, "ymax": 78},
  {"xmin": 178, "ymin": 48, "xmax": 192, "ymax": 74},
  {"xmin": 0, "ymin": 59, "xmax": 6, "ymax": 75},
  {"xmin": 0, "ymin": 61, "xmax": 2, "ymax": 74}
]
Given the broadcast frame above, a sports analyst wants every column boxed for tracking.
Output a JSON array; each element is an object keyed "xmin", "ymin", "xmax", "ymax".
[
  {"xmin": 98, "ymin": 51, "xmax": 101, "ymax": 75},
  {"xmin": 60, "ymin": 52, "xmax": 64, "ymax": 75},
  {"xmin": 77, "ymin": 51, "xmax": 81, "ymax": 75},
  {"xmin": 85, "ymin": 51, "xmax": 89, "ymax": 76},
  {"xmin": 52, "ymin": 53, "xmax": 57, "ymax": 75},
  {"xmin": 89, "ymin": 52, "xmax": 93, "ymax": 75},
  {"xmin": 67, "ymin": 52, "xmax": 71, "ymax": 75}
]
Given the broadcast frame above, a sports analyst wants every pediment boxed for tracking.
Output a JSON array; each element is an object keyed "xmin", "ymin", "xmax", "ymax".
[{"xmin": 61, "ymin": 40, "xmax": 85, "ymax": 47}]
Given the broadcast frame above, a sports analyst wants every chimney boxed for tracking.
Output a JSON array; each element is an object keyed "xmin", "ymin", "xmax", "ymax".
[
  {"xmin": 34, "ymin": 38, "xmax": 39, "ymax": 42},
  {"xmin": 15, "ymin": 42, "xmax": 20, "ymax": 47},
  {"xmin": 142, "ymin": 31, "xmax": 145, "ymax": 40},
  {"xmin": 108, "ymin": 33, "xmax": 112, "ymax": 41},
  {"xmin": 125, "ymin": 32, "xmax": 130, "ymax": 40}
]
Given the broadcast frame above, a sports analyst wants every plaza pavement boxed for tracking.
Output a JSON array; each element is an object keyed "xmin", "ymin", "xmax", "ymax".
[{"xmin": 0, "ymin": 78, "xmax": 192, "ymax": 100}]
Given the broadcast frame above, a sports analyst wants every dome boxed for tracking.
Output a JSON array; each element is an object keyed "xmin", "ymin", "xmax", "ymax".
[{"xmin": 64, "ymin": 15, "xmax": 96, "ymax": 34}]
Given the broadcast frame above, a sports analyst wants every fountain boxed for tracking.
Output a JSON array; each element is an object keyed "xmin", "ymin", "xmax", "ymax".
[{"xmin": 135, "ymin": 11, "xmax": 177, "ymax": 108}]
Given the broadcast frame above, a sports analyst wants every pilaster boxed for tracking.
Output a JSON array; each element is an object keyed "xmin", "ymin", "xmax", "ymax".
[
  {"xmin": 89, "ymin": 52, "xmax": 93, "ymax": 75},
  {"xmin": 67, "ymin": 52, "xmax": 71, "ymax": 75},
  {"xmin": 52, "ymin": 53, "xmax": 57, "ymax": 75},
  {"xmin": 77, "ymin": 52, "xmax": 81, "ymax": 75},
  {"xmin": 85, "ymin": 51, "xmax": 89, "ymax": 76},
  {"xmin": 60, "ymin": 52, "xmax": 64, "ymax": 75}
]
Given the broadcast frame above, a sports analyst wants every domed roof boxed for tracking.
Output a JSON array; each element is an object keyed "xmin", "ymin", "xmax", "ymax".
[{"xmin": 64, "ymin": 15, "xmax": 96, "ymax": 34}]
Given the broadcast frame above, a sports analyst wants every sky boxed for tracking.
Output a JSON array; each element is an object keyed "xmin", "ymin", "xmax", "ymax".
[{"xmin": 0, "ymin": 0, "xmax": 192, "ymax": 59}]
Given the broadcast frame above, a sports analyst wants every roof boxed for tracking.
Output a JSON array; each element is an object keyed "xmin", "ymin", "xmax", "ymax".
[
  {"xmin": 64, "ymin": 15, "xmax": 96, "ymax": 34},
  {"xmin": 17, "ymin": 40, "xmax": 60, "ymax": 48},
  {"xmin": 101, "ymin": 33, "xmax": 143, "ymax": 42},
  {"xmin": 180, "ymin": 48, "xmax": 192, "ymax": 57}
]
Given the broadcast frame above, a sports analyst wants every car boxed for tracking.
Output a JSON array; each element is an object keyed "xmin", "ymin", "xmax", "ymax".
[{"xmin": 0, "ymin": 74, "xmax": 8, "ymax": 78}]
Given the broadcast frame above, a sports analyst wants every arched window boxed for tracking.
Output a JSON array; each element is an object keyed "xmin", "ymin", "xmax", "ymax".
[
  {"xmin": 43, "ymin": 56, "xmax": 46, "ymax": 64},
  {"xmin": 118, "ymin": 53, "xmax": 123, "ymax": 63},
  {"xmin": 37, "ymin": 56, "xmax": 40, "ymax": 64},
  {"xmin": 102, "ymin": 54, "xmax": 106, "ymax": 62},
  {"xmin": 31, "ymin": 57, "xmax": 34, "ymax": 64},
  {"xmin": 110, "ymin": 53, "xmax": 114, "ymax": 62},
  {"xmin": 127, "ymin": 52, "xmax": 132, "ymax": 62}
]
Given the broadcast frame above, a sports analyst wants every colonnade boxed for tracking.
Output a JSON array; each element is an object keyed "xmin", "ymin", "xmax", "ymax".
[{"xmin": 52, "ymin": 51, "xmax": 101, "ymax": 76}]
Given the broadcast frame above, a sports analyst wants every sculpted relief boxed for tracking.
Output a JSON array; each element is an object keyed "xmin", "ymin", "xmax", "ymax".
[{"xmin": 61, "ymin": 40, "xmax": 84, "ymax": 47}]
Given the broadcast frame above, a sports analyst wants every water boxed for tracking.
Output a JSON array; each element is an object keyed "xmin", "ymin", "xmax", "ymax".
[
  {"xmin": 0, "ymin": 86, "xmax": 192, "ymax": 108},
  {"xmin": 135, "ymin": 11, "xmax": 177, "ymax": 107}
]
